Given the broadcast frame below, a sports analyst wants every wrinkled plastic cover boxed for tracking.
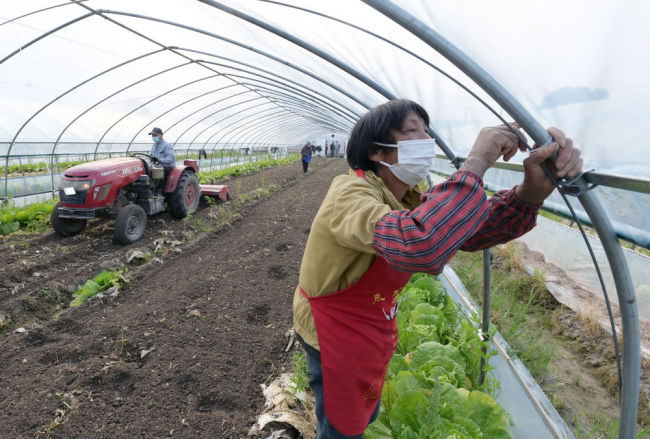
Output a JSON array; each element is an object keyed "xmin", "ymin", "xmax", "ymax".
[{"xmin": 1, "ymin": 1, "xmax": 648, "ymax": 232}]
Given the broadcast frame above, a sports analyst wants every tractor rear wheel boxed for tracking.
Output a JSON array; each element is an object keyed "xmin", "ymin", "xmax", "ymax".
[
  {"xmin": 168, "ymin": 171, "xmax": 200, "ymax": 218},
  {"xmin": 114, "ymin": 203, "xmax": 147, "ymax": 244},
  {"xmin": 51, "ymin": 202, "xmax": 86, "ymax": 237}
]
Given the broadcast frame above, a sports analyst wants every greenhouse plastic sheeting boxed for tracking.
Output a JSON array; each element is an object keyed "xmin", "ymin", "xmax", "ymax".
[{"xmin": 1, "ymin": 0, "xmax": 648, "ymax": 245}]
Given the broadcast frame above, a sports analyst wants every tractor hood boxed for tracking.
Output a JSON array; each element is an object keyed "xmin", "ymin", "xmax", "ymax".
[{"xmin": 63, "ymin": 157, "xmax": 145, "ymax": 179}]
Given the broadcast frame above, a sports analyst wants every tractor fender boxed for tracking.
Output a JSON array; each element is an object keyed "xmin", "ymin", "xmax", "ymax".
[{"xmin": 165, "ymin": 165, "xmax": 197, "ymax": 193}]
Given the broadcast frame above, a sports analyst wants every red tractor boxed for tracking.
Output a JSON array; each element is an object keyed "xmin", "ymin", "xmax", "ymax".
[{"xmin": 51, "ymin": 154, "xmax": 228, "ymax": 244}]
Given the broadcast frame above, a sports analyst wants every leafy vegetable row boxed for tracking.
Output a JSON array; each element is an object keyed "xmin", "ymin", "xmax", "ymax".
[
  {"xmin": 0, "ymin": 160, "xmax": 85, "ymax": 176},
  {"xmin": 0, "ymin": 199, "xmax": 56, "ymax": 236},
  {"xmin": 197, "ymin": 154, "xmax": 299, "ymax": 183},
  {"xmin": 366, "ymin": 273, "xmax": 511, "ymax": 439}
]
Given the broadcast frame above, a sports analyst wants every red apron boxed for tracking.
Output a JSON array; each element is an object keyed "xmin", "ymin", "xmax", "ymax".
[{"xmin": 299, "ymin": 169, "xmax": 412, "ymax": 435}]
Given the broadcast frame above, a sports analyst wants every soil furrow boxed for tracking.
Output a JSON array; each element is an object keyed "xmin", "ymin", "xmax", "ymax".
[{"xmin": 0, "ymin": 157, "xmax": 344, "ymax": 438}]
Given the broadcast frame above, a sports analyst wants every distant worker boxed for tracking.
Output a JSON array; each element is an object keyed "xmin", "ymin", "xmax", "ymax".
[
  {"xmin": 199, "ymin": 148, "xmax": 208, "ymax": 160},
  {"xmin": 148, "ymin": 127, "xmax": 176, "ymax": 195},
  {"xmin": 301, "ymin": 142, "xmax": 313, "ymax": 173},
  {"xmin": 335, "ymin": 141, "xmax": 341, "ymax": 158},
  {"xmin": 330, "ymin": 141, "xmax": 336, "ymax": 158}
]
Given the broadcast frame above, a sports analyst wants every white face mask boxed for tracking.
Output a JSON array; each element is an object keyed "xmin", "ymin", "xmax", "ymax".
[{"xmin": 375, "ymin": 138, "xmax": 436, "ymax": 186}]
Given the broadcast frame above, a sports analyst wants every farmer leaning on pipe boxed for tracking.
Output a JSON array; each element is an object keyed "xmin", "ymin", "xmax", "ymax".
[{"xmin": 292, "ymin": 99, "xmax": 582, "ymax": 438}]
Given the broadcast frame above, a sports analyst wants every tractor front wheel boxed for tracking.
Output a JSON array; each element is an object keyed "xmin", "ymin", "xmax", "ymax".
[
  {"xmin": 114, "ymin": 203, "xmax": 147, "ymax": 244},
  {"xmin": 51, "ymin": 202, "xmax": 86, "ymax": 237},
  {"xmin": 168, "ymin": 171, "xmax": 200, "ymax": 218}
]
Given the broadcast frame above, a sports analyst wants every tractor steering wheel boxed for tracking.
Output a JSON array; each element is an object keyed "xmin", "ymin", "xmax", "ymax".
[
  {"xmin": 131, "ymin": 152, "xmax": 157, "ymax": 162},
  {"xmin": 131, "ymin": 153, "xmax": 158, "ymax": 175}
]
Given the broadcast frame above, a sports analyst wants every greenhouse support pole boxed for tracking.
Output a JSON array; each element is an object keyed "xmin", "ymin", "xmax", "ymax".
[
  {"xmin": 479, "ymin": 248, "xmax": 491, "ymax": 387},
  {"xmin": 362, "ymin": 0, "xmax": 640, "ymax": 435}
]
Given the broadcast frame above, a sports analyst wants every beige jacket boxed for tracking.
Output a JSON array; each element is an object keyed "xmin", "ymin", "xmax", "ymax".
[{"xmin": 292, "ymin": 169, "xmax": 422, "ymax": 350}]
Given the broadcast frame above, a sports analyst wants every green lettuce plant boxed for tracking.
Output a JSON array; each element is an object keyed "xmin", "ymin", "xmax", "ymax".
[{"xmin": 365, "ymin": 274, "xmax": 510, "ymax": 439}]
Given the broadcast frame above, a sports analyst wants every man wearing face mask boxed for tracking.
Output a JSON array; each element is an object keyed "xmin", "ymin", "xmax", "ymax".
[
  {"xmin": 148, "ymin": 127, "xmax": 176, "ymax": 195},
  {"xmin": 292, "ymin": 99, "xmax": 583, "ymax": 438}
]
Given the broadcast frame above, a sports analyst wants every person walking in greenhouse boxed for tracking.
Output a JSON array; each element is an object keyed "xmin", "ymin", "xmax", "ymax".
[
  {"xmin": 292, "ymin": 99, "xmax": 583, "ymax": 438},
  {"xmin": 148, "ymin": 127, "xmax": 176, "ymax": 195},
  {"xmin": 301, "ymin": 142, "xmax": 313, "ymax": 173}
]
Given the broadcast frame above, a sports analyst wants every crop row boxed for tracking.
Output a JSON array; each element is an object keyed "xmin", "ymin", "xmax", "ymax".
[
  {"xmin": 0, "ymin": 160, "xmax": 86, "ymax": 176},
  {"xmin": 365, "ymin": 273, "xmax": 511, "ymax": 438}
]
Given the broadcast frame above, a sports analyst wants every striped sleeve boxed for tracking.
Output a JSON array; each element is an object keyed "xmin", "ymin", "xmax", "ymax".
[{"xmin": 372, "ymin": 171, "xmax": 539, "ymax": 274}]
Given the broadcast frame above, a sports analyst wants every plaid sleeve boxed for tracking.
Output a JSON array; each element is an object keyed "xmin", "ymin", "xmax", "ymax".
[
  {"xmin": 373, "ymin": 171, "xmax": 539, "ymax": 274},
  {"xmin": 459, "ymin": 186, "xmax": 540, "ymax": 251}
]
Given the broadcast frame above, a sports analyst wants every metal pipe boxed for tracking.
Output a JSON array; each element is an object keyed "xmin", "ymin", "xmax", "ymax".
[
  {"xmin": 170, "ymin": 94, "xmax": 261, "ymax": 145},
  {"xmin": 97, "ymin": 10, "xmax": 374, "ymax": 113},
  {"xmin": 217, "ymin": 113, "xmax": 299, "ymax": 149},
  {"xmin": 208, "ymin": 112, "xmax": 294, "ymax": 152},
  {"xmin": 201, "ymin": 109, "xmax": 292, "ymax": 152},
  {"xmin": 579, "ymin": 189, "xmax": 640, "ymax": 436},
  {"xmin": 190, "ymin": 105, "xmax": 283, "ymax": 155},
  {"xmin": 210, "ymin": 83, "xmax": 347, "ymax": 131},
  {"xmin": 363, "ymin": 0, "xmax": 640, "ymax": 435},
  {"xmin": 227, "ymin": 117, "xmax": 316, "ymax": 148},
  {"xmin": 256, "ymin": 125, "xmax": 320, "ymax": 152},
  {"xmin": 125, "ymin": 83, "xmax": 242, "ymax": 151},
  {"xmin": 0, "ymin": 0, "xmax": 88, "ymax": 27},
  {"xmin": 479, "ymin": 248, "xmax": 491, "ymax": 387},
  {"xmin": 94, "ymin": 74, "xmax": 223, "ymax": 157},
  {"xmin": 50, "ymin": 61, "xmax": 194, "ymax": 157},
  {"xmin": 235, "ymin": 119, "xmax": 320, "ymax": 147},
  {"xmin": 196, "ymin": 0, "xmax": 458, "ymax": 165},
  {"xmin": 190, "ymin": 104, "xmax": 279, "ymax": 150},
  {"xmin": 224, "ymin": 74, "xmax": 356, "ymax": 126},
  {"xmin": 241, "ymin": 84, "xmax": 352, "ymax": 130},
  {"xmin": 194, "ymin": 59, "xmax": 358, "ymax": 124},
  {"xmin": 258, "ymin": 0, "xmax": 536, "ymax": 164},
  {"xmin": 241, "ymin": 94, "xmax": 347, "ymax": 132},
  {"xmin": 0, "ymin": 11, "xmax": 96, "ymax": 65},
  {"xmin": 182, "ymin": 49, "xmax": 362, "ymax": 119},
  {"xmin": 243, "ymin": 87, "xmax": 352, "ymax": 132}
]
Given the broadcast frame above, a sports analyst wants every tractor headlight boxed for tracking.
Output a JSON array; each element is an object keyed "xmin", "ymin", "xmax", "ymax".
[{"xmin": 59, "ymin": 179, "xmax": 94, "ymax": 194}]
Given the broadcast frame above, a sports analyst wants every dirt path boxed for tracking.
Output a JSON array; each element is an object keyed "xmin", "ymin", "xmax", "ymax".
[{"xmin": 0, "ymin": 157, "xmax": 347, "ymax": 438}]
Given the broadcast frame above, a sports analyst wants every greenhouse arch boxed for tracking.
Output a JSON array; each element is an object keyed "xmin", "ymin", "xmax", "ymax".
[{"xmin": 1, "ymin": 1, "xmax": 649, "ymax": 438}]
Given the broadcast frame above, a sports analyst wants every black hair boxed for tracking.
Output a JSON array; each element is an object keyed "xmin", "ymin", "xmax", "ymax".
[{"xmin": 346, "ymin": 99, "xmax": 430, "ymax": 172}]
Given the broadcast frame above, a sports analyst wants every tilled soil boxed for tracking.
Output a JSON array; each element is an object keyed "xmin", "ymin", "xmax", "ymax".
[{"xmin": 0, "ymin": 157, "xmax": 345, "ymax": 438}]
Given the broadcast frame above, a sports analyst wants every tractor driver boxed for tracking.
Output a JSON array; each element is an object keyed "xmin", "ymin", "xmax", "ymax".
[{"xmin": 148, "ymin": 127, "xmax": 176, "ymax": 196}]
